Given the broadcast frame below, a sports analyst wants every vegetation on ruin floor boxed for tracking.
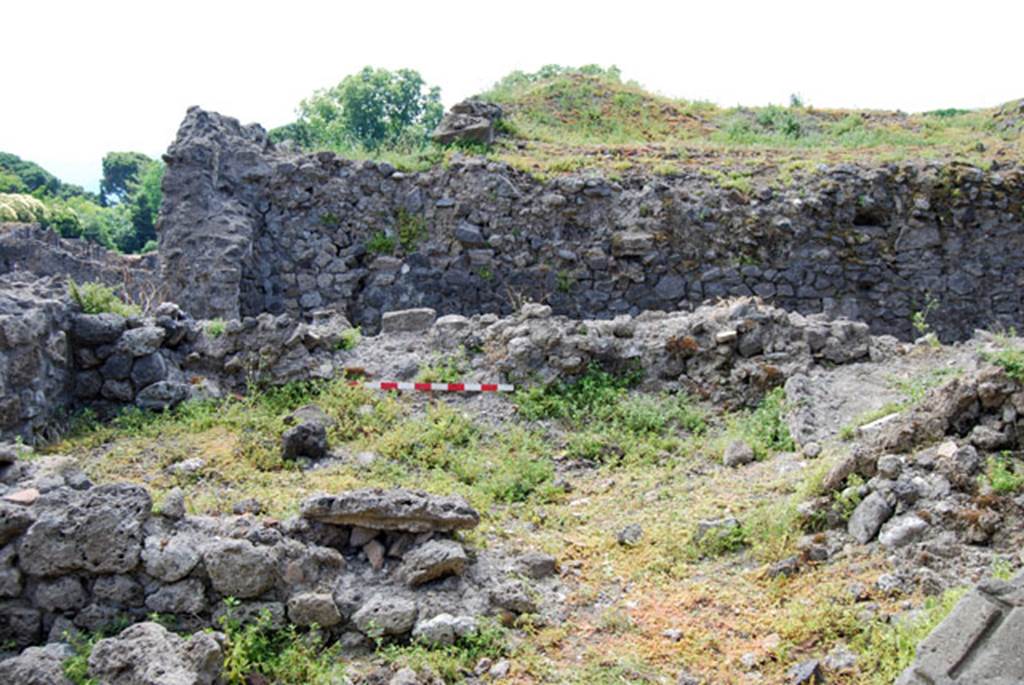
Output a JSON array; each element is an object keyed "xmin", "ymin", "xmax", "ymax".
[{"xmin": 44, "ymin": 362, "xmax": 992, "ymax": 684}]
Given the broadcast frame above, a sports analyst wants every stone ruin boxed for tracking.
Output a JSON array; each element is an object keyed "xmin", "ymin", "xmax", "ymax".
[
  {"xmin": 3, "ymin": 289, "xmax": 886, "ymax": 445},
  {"xmin": 0, "ymin": 452, "xmax": 561, "ymax": 681},
  {"xmin": 2, "ymin": 102, "xmax": 1024, "ymax": 681},
  {"xmin": 159, "ymin": 107, "xmax": 1024, "ymax": 342}
]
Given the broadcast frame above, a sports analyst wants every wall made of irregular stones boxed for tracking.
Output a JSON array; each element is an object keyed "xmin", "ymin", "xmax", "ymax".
[
  {"xmin": 0, "ymin": 276, "xmax": 72, "ymax": 443},
  {"xmin": 0, "ymin": 223, "xmax": 159, "ymax": 302},
  {"xmin": 0, "ymin": 466, "xmax": 558, "ymax": 656},
  {"xmin": 158, "ymin": 108, "xmax": 1024, "ymax": 341}
]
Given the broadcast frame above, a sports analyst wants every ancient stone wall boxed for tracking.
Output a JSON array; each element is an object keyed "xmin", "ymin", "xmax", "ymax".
[
  {"xmin": 0, "ymin": 459, "xmax": 559, "ymax": 655},
  {"xmin": 158, "ymin": 108, "xmax": 1024, "ymax": 340},
  {"xmin": 0, "ymin": 275, "xmax": 71, "ymax": 443},
  {"xmin": 0, "ymin": 223, "xmax": 159, "ymax": 302}
]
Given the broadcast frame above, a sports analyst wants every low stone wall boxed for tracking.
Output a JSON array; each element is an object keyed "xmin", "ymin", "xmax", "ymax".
[
  {"xmin": 0, "ymin": 223, "xmax": 158, "ymax": 303},
  {"xmin": 159, "ymin": 108, "xmax": 1024, "ymax": 341},
  {"xmin": 2, "ymin": 290, "xmax": 890, "ymax": 442},
  {"xmin": 0, "ymin": 285, "xmax": 363, "ymax": 443},
  {"xmin": 0, "ymin": 456, "xmax": 559, "ymax": 654}
]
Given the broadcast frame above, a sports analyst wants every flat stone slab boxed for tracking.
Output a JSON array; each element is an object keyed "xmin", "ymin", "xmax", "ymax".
[
  {"xmin": 897, "ymin": 570, "xmax": 1024, "ymax": 685},
  {"xmin": 300, "ymin": 488, "xmax": 479, "ymax": 533}
]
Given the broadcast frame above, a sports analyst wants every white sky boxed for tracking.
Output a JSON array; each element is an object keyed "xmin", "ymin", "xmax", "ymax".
[{"xmin": 3, "ymin": 0, "xmax": 1021, "ymax": 192}]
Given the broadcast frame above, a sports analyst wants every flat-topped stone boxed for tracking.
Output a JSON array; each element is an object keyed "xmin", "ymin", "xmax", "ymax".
[
  {"xmin": 300, "ymin": 488, "xmax": 479, "ymax": 533},
  {"xmin": 380, "ymin": 308, "xmax": 437, "ymax": 334}
]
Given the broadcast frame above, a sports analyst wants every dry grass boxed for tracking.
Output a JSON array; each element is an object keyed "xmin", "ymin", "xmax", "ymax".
[{"xmin": 48, "ymin": 379, "xmax": 946, "ymax": 683}]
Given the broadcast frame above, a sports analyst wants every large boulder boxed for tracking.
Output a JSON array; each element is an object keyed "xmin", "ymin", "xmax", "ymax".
[
  {"xmin": 87, "ymin": 622, "xmax": 223, "ymax": 685},
  {"xmin": 18, "ymin": 484, "xmax": 151, "ymax": 576},
  {"xmin": 897, "ymin": 571, "xmax": 1024, "ymax": 684},
  {"xmin": 300, "ymin": 488, "xmax": 480, "ymax": 533},
  {"xmin": 431, "ymin": 100, "xmax": 502, "ymax": 145}
]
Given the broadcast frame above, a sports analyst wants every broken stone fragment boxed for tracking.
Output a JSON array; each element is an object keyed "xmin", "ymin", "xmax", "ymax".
[
  {"xmin": 431, "ymin": 99, "xmax": 502, "ymax": 145},
  {"xmin": 351, "ymin": 593, "xmax": 418, "ymax": 637},
  {"xmin": 412, "ymin": 612, "xmax": 477, "ymax": 646},
  {"xmin": 281, "ymin": 404, "xmax": 332, "ymax": 460},
  {"xmin": 515, "ymin": 551, "xmax": 558, "ymax": 579},
  {"xmin": 399, "ymin": 540, "xmax": 468, "ymax": 586},
  {"xmin": 847, "ymin": 491, "xmax": 893, "ymax": 544},
  {"xmin": 723, "ymin": 440, "xmax": 756, "ymax": 467}
]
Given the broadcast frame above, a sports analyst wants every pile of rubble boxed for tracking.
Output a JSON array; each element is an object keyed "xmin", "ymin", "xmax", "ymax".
[{"xmin": 800, "ymin": 362, "xmax": 1024, "ymax": 590}]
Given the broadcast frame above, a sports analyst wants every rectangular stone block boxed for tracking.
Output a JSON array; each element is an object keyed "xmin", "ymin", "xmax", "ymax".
[{"xmin": 914, "ymin": 590, "xmax": 1002, "ymax": 682}]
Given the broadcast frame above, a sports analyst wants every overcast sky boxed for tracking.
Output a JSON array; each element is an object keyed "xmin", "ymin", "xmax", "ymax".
[{"xmin": 3, "ymin": 0, "xmax": 1021, "ymax": 192}]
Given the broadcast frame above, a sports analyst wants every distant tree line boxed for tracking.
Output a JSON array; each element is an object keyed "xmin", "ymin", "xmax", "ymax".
[{"xmin": 0, "ymin": 150, "xmax": 163, "ymax": 254}]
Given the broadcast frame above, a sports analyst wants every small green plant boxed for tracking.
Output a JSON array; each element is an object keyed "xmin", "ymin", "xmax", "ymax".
[
  {"xmin": 416, "ymin": 348, "xmax": 469, "ymax": 384},
  {"xmin": 832, "ymin": 473, "xmax": 866, "ymax": 519},
  {"xmin": 396, "ymin": 208, "xmax": 427, "ymax": 251},
  {"xmin": 319, "ymin": 211, "xmax": 340, "ymax": 227},
  {"xmin": 68, "ymin": 278, "xmax": 141, "ymax": 317},
  {"xmin": 556, "ymin": 269, "xmax": 575, "ymax": 294},
  {"xmin": 689, "ymin": 521, "xmax": 747, "ymax": 558},
  {"xmin": 205, "ymin": 318, "xmax": 226, "ymax": 338},
  {"xmin": 377, "ymin": 618, "xmax": 509, "ymax": 682},
  {"xmin": 726, "ymin": 388, "xmax": 795, "ymax": 459},
  {"xmin": 852, "ymin": 586, "xmax": 968, "ymax": 684},
  {"xmin": 366, "ymin": 231, "xmax": 395, "ymax": 254},
  {"xmin": 991, "ymin": 557, "xmax": 1016, "ymax": 580},
  {"xmin": 63, "ymin": 632, "xmax": 100, "ymax": 685},
  {"xmin": 911, "ymin": 294, "xmax": 940, "ymax": 344},
  {"xmin": 984, "ymin": 347, "xmax": 1024, "ymax": 383},
  {"xmin": 514, "ymin": 363, "xmax": 643, "ymax": 423},
  {"xmin": 336, "ymin": 326, "xmax": 361, "ymax": 351},
  {"xmin": 478, "ymin": 266, "xmax": 495, "ymax": 281},
  {"xmin": 218, "ymin": 602, "xmax": 346, "ymax": 685},
  {"xmin": 982, "ymin": 452, "xmax": 1024, "ymax": 494}
]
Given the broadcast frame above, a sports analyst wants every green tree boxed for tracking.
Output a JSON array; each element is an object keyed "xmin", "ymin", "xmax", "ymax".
[
  {"xmin": 0, "ymin": 170, "xmax": 27, "ymax": 193},
  {"xmin": 122, "ymin": 160, "xmax": 164, "ymax": 252},
  {"xmin": 100, "ymin": 151, "xmax": 153, "ymax": 206},
  {"xmin": 0, "ymin": 151, "xmax": 91, "ymax": 199},
  {"xmin": 273, "ymin": 67, "xmax": 443, "ymax": 151}
]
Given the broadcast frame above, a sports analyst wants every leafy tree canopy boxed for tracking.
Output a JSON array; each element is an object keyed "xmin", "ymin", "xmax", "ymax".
[
  {"xmin": 0, "ymin": 150, "xmax": 163, "ymax": 255},
  {"xmin": 271, "ymin": 67, "xmax": 443, "ymax": 151},
  {"xmin": 0, "ymin": 152, "xmax": 92, "ymax": 200},
  {"xmin": 100, "ymin": 151, "xmax": 154, "ymax": 206}
]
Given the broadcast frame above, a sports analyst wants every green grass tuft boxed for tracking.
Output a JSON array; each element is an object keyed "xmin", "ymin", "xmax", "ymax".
[{"xmin": 68, "ymin": 278, "xmax": 141, "ymax": 317}]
